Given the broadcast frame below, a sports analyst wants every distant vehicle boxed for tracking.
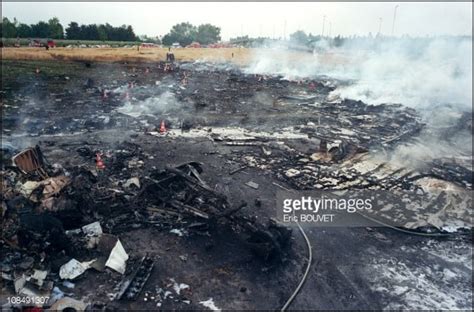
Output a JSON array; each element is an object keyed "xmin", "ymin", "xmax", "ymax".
[
  {"xmin": 171, "ymin": 42, "xmax": 182, "ymax": 48},
  {"xmin": 47, "ymin": 40, "xmax": 56, "ymax": 48},
  {"xmin": 29, "ymin": 39, "xmax": 56, "ymax": 48}
]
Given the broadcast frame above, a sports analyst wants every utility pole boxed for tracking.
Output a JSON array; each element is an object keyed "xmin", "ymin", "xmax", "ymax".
[
  {"xmin": 329, "ymin": 22, "xmax": 332, "ymax": 38},
  {"xmin": 321, "ymin": 15, "xmax": 326, "ymax": 37},
  {"xmin": 283, "ymin": 20, "xmax": 287, "ymax": 40},
  {"xmin": 391, "ymin": 5, "xmax": 399, "ymax": 36},
  {"xmin": 378, "ymin": 17, "xmax": 383, "ymax": 35},
  {"xmin": 240, "ymin": 24, "xmax": 243, "ymax": 38}
]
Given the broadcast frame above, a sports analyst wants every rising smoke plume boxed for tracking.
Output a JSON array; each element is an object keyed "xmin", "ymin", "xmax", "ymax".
[{"xmin": 245, "ymin": 36, "xmax": 473, "ymax": 164}]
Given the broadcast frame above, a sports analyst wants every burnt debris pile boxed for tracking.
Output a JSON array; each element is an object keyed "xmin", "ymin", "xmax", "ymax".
[{"xmin": 1, "ymin": 141, "xmax": 291, "ymax": 309}]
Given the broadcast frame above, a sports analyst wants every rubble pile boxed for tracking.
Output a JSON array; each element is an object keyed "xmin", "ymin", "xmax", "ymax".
[{"xmin": 1, "ymin": 141, "xmax": 291, "ymax": 309}]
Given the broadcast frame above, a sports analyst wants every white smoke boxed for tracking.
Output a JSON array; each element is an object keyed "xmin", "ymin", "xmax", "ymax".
[
  {"xmin": 332, "ymin": 38, "xmax": 472, "ymax": 113},
  {"xmin": 245, "ymin": 37, "xmax": 472, "ymax": 114},
  {"xmin": 245, "ymin": 37, "xmax": 472, "ymax": 165},
  {"xmin": 116, "ymin": 91, "xmax": 183, "ymax": 118}
]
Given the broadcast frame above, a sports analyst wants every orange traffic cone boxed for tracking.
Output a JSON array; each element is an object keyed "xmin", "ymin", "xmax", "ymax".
[
  {"xmin": 96, "ymin": 153, "xmax": 106, "ymax": 170},
  {"xmin": 159, "ymin": 120, "xmax": 167, "ymax": 133}
]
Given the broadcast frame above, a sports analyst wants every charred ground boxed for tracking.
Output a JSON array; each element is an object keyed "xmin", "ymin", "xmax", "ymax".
[{"xmin": 1, "ymin": 59, "xmax": 472, "ymax": 310}]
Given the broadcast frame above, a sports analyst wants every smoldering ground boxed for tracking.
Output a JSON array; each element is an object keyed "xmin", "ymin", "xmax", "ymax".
[{"xmin": 244, "ymin": 36, "xmax": 473, "ymax": 166}]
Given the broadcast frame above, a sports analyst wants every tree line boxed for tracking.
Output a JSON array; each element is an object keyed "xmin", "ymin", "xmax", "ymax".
[
  {"xmin": 1, "ymin": 17, "xmax": 138, "ymax": 42},
  {"xmin": 2, "ymin": 18, "xmax": 222, "ymax": 45},
  {"xmin": 162, "ymin": 22, "xmax": 221, "ymax": 46}
]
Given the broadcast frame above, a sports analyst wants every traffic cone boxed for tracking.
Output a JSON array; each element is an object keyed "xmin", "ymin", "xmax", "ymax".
[
  {"xmin": 159, "ymin": 120, "xmax": 167, "ymax": 133},
  {"xmin": 96, "ymin": 153, "xmax": 106, "ymax": 170}
]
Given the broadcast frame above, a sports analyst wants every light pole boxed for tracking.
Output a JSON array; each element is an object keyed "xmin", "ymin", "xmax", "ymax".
[
  {"xmin": 322, "ymin": 15, "xmax": 326, "ymax": 37},
  {"xmin": 378, "ymin": 17, "xmax": 383, "ymax": 35},
  {"xmin": 391, "ymin": 5, "xmax": 399, "ymax": 36}
]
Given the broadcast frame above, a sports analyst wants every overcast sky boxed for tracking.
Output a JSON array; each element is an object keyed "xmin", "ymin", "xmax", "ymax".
[{"xmin": 2, "ymin": 2, "xmax": 472, "ymax": 39}]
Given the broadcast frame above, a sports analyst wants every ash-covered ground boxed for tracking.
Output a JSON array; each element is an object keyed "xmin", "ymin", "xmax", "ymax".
[{"xmin": 1, "ymin": 59, "xmax": 472, "ymax": 310}]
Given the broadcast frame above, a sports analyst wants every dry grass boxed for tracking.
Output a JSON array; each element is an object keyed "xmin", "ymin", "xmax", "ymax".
[
  {"xmin": 1, "ymin": 47, "xmax": 253, "ymax": 64},
  {"xmin": 1, "ymin": 47, "xmax": 350, "ymax": 67}
]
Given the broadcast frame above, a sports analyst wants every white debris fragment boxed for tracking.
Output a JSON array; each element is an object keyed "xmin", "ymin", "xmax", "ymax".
[
  {"xmin": 171, "ymin": 279, "xmax": 190, "ymax": 295},
  {"xmin": 285, "ymin": 168, "xmax": 301, "ymax": 177},
  {"xmin": 123, "ymin": 177, "xmax": 140, "ymax": 188},
  {"xmin": 105, "ymin": 239, "xmax": 129, "ymax": 274},
  {"xmin": 245, "ymin": 181, "xmax": 259, "ymax": 189},
  {"xmin": 170, "ymin": 229, "xmax": 184, "ymax": 237},
  {"xmin": 59, "ymin": 259, "xmax": 95, "ymax": 280},
  {"xmin": 199, "ymin": 298, "xmax": 221, "ymax": 311},
  {"xmin": 18, "ymin": 181, "xmax": 40, "ymax": 197},
  {"xmin": 82, "ymin": 221, "xmax": 103, "ymax": 236},
  {"xmin": 81, "ymin": 221, "xmax": 103, "ymax": 248}
]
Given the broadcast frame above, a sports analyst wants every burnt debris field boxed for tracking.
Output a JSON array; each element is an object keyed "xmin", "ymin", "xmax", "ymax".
[{"xmin": 1, "ymin": 58, "xmax": 472, "ymax": 310}]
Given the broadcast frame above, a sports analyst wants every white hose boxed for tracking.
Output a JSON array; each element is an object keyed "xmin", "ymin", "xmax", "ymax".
[{"xmin": 281, "ymin": 222, "xmax": 313, "ymax": 311}]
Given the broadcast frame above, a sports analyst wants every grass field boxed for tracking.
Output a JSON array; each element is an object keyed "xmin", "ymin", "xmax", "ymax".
[
  {"xmin": 1, "ymin": 47, "xmax": 254, "ymax": 64},
  {"xmin": 1, "ymin": 47, "xmax": 350, "ymax": 68}
]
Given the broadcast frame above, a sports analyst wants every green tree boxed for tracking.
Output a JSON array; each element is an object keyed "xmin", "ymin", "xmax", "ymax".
[
  {"xmin": 162, "ymin": 33, "xmax": 174, "ymax": 46},
  {"xmin": 333, "ymin": 35, "xmax": 344, "ymax": 47},
  {"xmin": 17, "ymin": 23, "xmax": 32, "ymax": 38},
  {"xmin": 48, "ymin": 17, "xmax": 64, "ymax": 39},
  {"xmin": 31, "ymin": 21, "xmax": 49, "ymax": 38},
  {"xmin": 164, "ymin": 22, "xmax": 197, "ymax": 46},
  {"xmin": 65, "ymin": 22, "xmax": 81, "ymax": 39},
  {"xmin": 1, "ymin": 17, "xmax": 17, "ymax": 38},
  {"xmin": 97, "ymin": 25, "xmax": 108, "ymax": 41},
  {"xmin": 290, "ymin": 30, "xmax": 308, "ymax": 45},
  {"xmin": 195, "ymin": 24, "xmax": 221, "ymax": 45}
]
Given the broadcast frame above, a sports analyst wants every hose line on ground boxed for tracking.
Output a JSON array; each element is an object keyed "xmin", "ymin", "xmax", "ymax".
[
  {"xmin": 356, "ymin": 211, "xmax": 457, "ymax": 237},
  {"xmin": 281, "ymin": 222, "xmax": 313, "ymax": 311}
]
